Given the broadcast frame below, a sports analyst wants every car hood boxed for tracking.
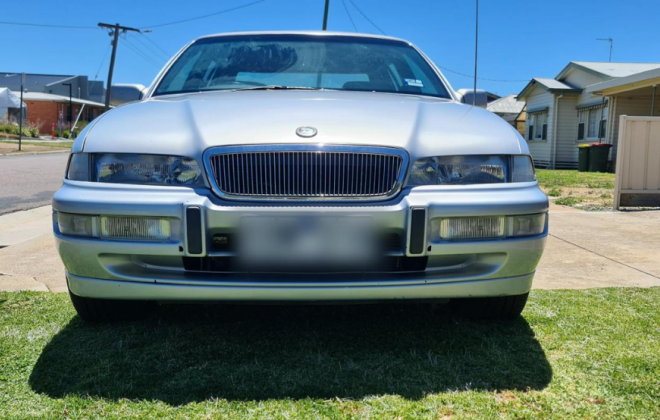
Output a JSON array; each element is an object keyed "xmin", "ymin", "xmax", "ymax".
[{"xmin": 80, "ymin": 90, "xmax": 524, "ymax": 160}]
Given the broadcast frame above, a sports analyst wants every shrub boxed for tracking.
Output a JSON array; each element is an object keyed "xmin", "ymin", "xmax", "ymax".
[{"xmin": 0, "ymin": 120, "xmax": 42, "ymax": 138}]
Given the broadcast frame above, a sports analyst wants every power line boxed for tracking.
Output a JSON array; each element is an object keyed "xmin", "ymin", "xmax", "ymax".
[
  {"xmin": 436, "ymin": 65, "xmax": 528, "ymax": 83},
  {"xmin": 140, "ymin": 33, "xmax": 171, "ymax": 58},
  {"xmin": 87, "ymin": 41, "xmax": 112, "ymax": 99},
  {"xmin": 346, "ymin": 0, "xmax": 385, "ymax": 35},
  {"xmin": 121, "ymin": 36, "xmax": 163, "ymax": 68},
  {"xmin": 141, "ymin": 0, "xmax": 268, "ymax": 29},
  {"xmin": 0, "ymin": 20, "xmax": 97, "ymax": 29},
  {"xmin": 124, "ymin": 35, "xmax": 166, "ymax": 66},
  {"xmin": 94, "ymin": 43, "xmax": 112, "ymax": 79},
  {"xmin": 341, "ymin": 0, "xmax": 358, "ymax": 32},
  {"xmin": 342, "ymin": 0, "xmax": 524, "ymax": 84},
  {"xmin": 132, "ymin": 33, "xmax": 170, "ymax": 61}
]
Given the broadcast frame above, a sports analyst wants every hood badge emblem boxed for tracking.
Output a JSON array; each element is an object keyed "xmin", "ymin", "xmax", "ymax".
[{"xmin": 296, "ymin": 126, "xmax": 317, "ymax": 138}]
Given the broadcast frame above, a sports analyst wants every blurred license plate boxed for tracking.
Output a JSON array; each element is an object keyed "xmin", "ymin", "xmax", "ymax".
[{"xmin": 238, "ymin": 216, "xmax": 376, "ymax": 268}]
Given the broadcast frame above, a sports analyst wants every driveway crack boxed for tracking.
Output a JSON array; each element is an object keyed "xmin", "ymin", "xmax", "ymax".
[{"xmin": 549, "ymin": 233, "xmax": 660, "ymax": 280}]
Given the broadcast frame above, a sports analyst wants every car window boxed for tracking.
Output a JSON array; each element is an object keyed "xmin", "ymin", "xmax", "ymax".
[{"xmin": 154, "ymin": 34, "xmax": 450, "ymax": 99}]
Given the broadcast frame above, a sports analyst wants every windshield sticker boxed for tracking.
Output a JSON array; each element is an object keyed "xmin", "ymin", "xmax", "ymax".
[{"xmin": 404, "ymin": 78, "xmax": 424, "ymax": 88}]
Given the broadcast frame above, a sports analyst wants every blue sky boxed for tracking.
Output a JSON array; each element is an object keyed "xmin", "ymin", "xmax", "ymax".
[{"xmin": 2, "ymin": 0, "xmax": 659, "ymax": 96}]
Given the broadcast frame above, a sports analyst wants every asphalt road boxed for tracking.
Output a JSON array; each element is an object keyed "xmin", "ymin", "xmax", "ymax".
[{"xmin": 0, "ymin": 153, "xmax": 69, "ymax": 215}]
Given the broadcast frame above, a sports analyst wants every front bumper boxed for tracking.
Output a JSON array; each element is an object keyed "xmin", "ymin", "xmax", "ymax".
[{"xmin": 53, "ymin": 180, "xmax": 548, "ymax": 301}]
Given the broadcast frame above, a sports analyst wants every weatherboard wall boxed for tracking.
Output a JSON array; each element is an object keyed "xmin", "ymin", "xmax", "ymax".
[
  {"xmin": 524, "ymin": 85, "xmax": 553, "ymax": 167},
  {"xmin": 561, "ymin": 69, "xmax": 608, "ymax": 106},
  {"xmin": 554, "ymin": 95, "xmax": 580, "ymax": 168}
]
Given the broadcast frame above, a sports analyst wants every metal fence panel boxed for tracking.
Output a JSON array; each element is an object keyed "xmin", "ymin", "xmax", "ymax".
[{"xmin": 613, "ymin": 116, "xmax": 660, "ymax": 209}]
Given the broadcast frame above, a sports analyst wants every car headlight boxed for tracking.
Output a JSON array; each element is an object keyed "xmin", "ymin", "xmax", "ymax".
[
  {"xmin": 67, "ymin": 153, "xmax": 202, "ymax": 186},
  {"xmin": 407, "ymin": 155, "xmax": 535, "ymax": 186}
]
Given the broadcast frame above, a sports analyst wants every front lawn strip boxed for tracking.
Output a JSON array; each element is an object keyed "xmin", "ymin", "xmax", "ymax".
[
  {"xmin": 536, "ymin": 170, "xmax": 615, "ymax": 210},
  {"xmin": 1, "ymin": 288, "xmax": 659, "ymax": 419}
]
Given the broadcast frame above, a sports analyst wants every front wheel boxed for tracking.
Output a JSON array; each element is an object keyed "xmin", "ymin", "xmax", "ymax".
[
  {"xmin": 449, "ymin": 293, "xmax": 529, "ymax": 320},
  {"xmin": 68, "ymin": 290, "xmax": 156, "ymax": 322}
]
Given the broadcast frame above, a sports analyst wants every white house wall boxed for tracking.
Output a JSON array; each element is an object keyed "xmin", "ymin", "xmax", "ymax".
[
  {"xmin": 524, "ymin": 86, "xmax": 553, "ymax": 167},
  {"xmin": 554, "ymin": 95, "xmax": 579, "ymax": 168},
  {"xmin": 562, "ymin": 69, "xmax": 609, "ymax": 105}
]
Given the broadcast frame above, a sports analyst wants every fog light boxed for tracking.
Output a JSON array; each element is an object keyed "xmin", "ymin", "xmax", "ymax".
[
  {"xmin": 57, "ymin": 213, "xmax": 98, "ymax": 237},
  {"xmin": 508, "ymin": 213, "xmax": 546, "ymax": 237},
  {"xmin": 439, "ymin": 216, "xmax": 505, "ymax": 240},
  {"xmin": 100, "ymin": 216, "xmax": 171, "ymax": 241}
]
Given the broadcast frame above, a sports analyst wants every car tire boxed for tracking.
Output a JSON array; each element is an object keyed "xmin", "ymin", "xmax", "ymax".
[
  {"xmin": 68, "ymin": 290, "xmax": 156, "ymax": 322},
  {"xmin": 449, "ymin": 293, "xmax": 529, "ymax": 320}
]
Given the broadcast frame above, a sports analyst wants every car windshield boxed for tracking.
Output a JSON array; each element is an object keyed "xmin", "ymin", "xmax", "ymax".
[{"xmin": 153, "ymin": 34, "xmax": 451, "ymax": 99}]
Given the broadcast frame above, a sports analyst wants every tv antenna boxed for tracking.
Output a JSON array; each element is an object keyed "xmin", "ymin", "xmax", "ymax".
[{"xmin": 597, "ymin": 38, "xmax": 613, "ymax": 62}]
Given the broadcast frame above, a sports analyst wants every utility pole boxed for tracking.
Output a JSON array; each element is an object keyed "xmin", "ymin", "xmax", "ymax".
[
  {"xmin": 322, "ymin": 0, "xmax": 330, "ymax": 30},
  {"xmin": 473, "ymin": 0, "xmax": 479, "ymax": 106},
  {"xmin": 18, "ymin": 73, "xmax": 24, "ymax": 151},
  {"xmin": 98, "ymin": 22, "xmax": 141, "ymax": 111},
  {"xmin": 597, "ymin": 38, "xmax": 613, "ymax": 62}
]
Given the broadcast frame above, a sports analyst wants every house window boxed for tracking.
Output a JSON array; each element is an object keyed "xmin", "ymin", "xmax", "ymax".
[
  {"xmin": 528, "ymin": 111, "xmax": 548, "ymax": 141},
  {"xmin": 587, "ymin": 109, "xmax": 599, "ymax": 138},
  {"xmin": 579, "ymin": 105, "xmax": 608, "ymax": 140},
  {"xmin": 577, "ymin": 110, "xmax": 586, "ymax": 140},
  {"xmin": 600, "ymin": 105, "xmax": 608, "ymax": 138}
]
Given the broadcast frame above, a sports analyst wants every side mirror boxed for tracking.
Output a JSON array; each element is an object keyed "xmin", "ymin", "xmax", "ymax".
[
  {"xmin": 456, "ymin": 88, "xmax": 488, "ymax": 108},
  {"xmin": 139, "ymin": 86, "xmax": 149, "ymax": 100},
  {"xmin": 109, "ymin": 84, "xmax": 147, "ymax": 106}
]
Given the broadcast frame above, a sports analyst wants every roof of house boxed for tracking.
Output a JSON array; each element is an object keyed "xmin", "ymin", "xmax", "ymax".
[
  {"xmin": 22, "ymin": 92, "xmax": 106, "ymax": 107},
  {"xmin": 486, "ymin": 94, "xmax": 525, "ymax": 114},
  {"xmin": 587, "ymin": 66, "xmax": 660, "ymax": 95},
  {"xmin": 557, "ymin": 62, "xmax": 660, "ymax": 79},
  {"xmin": 517, "ymin": 77, "xmax": 582, "ymax": 99},
  {"xmin": 0, "ymin": 88, "xmax": 26, "ymax": 108},
  {"xmin": 0, "ymin": 72, "xmax": 81, "ymax": 88}
]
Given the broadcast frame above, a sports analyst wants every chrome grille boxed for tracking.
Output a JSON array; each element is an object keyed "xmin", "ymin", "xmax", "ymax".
[{"xmin": 205, "ymin": 145, "xmax": 407, "ymax": 200}]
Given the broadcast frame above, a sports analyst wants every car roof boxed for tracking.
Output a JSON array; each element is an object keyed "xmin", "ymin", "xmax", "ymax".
[{"xmin": 195, "ymin": 31, "xmax": 411, "ymax": 44}]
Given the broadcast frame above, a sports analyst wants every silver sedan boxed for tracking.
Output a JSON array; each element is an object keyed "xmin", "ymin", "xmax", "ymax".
[{"xmin": 53, "ymin": 32, "xmax": 548, "ymax": 322}]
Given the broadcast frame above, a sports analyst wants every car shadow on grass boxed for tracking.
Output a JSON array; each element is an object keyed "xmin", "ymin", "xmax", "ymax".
[{"xmin": 29, "ymin": 303, "xmax": 551, "ymax": 404}]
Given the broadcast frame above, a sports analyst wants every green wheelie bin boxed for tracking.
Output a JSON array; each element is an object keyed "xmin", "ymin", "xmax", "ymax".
[
  {"xmin": 588, "ymin": 143, "xmax": 612, "ymax": 172},
  {"xmin": 577, "ymin": 144, "xmax": 591, "ymax": 172}
]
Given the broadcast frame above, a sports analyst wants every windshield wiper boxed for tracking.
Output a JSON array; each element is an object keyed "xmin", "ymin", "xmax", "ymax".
[{"xmin": 231, "ymin": 85, "xmax": 330, "ymax": 92}]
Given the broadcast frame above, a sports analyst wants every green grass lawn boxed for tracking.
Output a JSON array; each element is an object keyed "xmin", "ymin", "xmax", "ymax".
[
  {"xmin": 536, "ymin": 170, "xmax": 615, "ymax": 190},
  {"xmin": 536, "ymin": 170, "xmax": 615, "ymax": 210},
  {"xmin": 1, "ymin": 289, "xmax": 659, "ymax": 419}
]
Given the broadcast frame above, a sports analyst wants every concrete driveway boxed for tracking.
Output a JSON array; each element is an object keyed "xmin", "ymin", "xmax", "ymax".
[{"xmin": 1, "ymin": 205, "xmax": 659, "ymax": 293}]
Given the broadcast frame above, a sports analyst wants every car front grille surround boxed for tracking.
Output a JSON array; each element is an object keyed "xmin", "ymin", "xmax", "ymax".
[{"xmin": 204, "ymin": 145, "xmax": 409, "ymax": 201}]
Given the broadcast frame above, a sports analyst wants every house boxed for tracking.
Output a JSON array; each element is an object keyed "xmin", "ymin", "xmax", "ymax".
[
  {"xmin": 586, "ymin": 67, "xmax": 660, "ymax": 161},
  {"xmin": 0, "ymin": 88, "xmax": 26, "ymax": 121},
  {"xmin": 22, "ymin": 92, "xmax": 106, "ymax": 134},
  {"xmin": 0, "ymin": 73, "xmax": 110, "ymax": 134},
  {"xmin": 517, "ymin": 62, "xmax": 660, "ymax": 168},
  {"xmin": 0, "ymin": 73, "xmax": 106, "ymax": 104},
  {"xmin": 486, "ymin": 94, "xmax": 526, "ymax": 136}
]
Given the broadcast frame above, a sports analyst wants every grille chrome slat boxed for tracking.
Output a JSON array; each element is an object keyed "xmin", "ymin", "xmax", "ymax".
[{"xmin": 205, "ymin": 145, "xmax": 408, "ymax": 201}]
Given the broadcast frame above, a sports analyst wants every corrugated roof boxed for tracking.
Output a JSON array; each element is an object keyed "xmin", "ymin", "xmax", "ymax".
[
  {"xmin": 517, "ymin": 77, "xmax": 582, "ymax": 101},
  {"xmin": 569, "ymin": 62, "xmax": 660, "ymax": 78},
  {"xmin": 0, "ymin": 72, "xmax": 74, "ymax": 88},
  {"xmin": 487, "ymin": 94, "xmax": 525, "ymax": 114},
  {"xmin": 22, "ymin": 92, "xmax": 106, "ymax": 107},
  {"xmin": 534, "ymin": 78, "xmax": 577, "ymax": 90},
  {"xmin": 587, "ymin": 67, "xmax": 660, "ymax": 94}
]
